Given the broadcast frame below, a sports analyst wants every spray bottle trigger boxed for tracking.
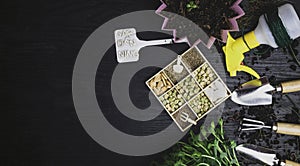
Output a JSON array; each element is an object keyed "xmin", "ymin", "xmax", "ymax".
[
  {"xmin": 223, "ymin": 32, "xmax": 261, "ymax": 78},
  {"xmin": 238, "ymin": 65, "xmax": 260, "ymax": 79}
]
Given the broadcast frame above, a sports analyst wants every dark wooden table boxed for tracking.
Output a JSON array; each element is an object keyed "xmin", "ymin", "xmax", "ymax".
[{"xmin": 1, "ymin": 0, "xmax": 300, "ymax": 165}]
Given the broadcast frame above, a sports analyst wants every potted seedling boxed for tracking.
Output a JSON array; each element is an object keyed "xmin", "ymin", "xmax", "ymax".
[{"xmin": 156, "ymin": 0, "xmax": 245, "ymax": 48}]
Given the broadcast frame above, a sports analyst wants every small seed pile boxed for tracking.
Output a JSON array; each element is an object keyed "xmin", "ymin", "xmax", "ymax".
[
  {"xmin": 164, "ymin": 61, "xmax": 189, "ymax": 84},
  {"xmin": 176, "ymin": 76, "xmax": 201, "ymax": 101},
  {"xmin": 181, "ymin": 48, "xmax": 204, "ymax": 72},
  {"xmin": 193, "ymin": 63, "xmax": 217, "ymax": 88},
  {"xmin": 204, "ymin": 80, "xmax": 229, "ymax": 104},
  {"xmin": 148, "ymin": 72, "xmax": 172, "ymax": 96},
  {"xmin": 160, "ymin": 88, "xmax": 185, "ymax": 113},
  {"xmin": 189, "ymin": 92, "xmax": 213, "ymax": 116}
]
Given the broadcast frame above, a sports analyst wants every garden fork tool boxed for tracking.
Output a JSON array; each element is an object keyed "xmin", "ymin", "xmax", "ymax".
[
  {"xmin": 240, "ymin": 118, "xmax": 300, "ymax": 136},
  {"xmin": 115, "ymin": 28, "xmax": 178, "ymax": 63},
  {"xmin": 180, "ymin": 112, "xmax": 197, "ymax": 125}
]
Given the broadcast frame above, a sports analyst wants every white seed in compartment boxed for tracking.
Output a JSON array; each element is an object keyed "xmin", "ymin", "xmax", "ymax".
[
  {"xmin": 159, "ymin": 88, "xmax": 185, "ymax": 113},
  {"xmin": 175, "ymin": 76, "xmax": 201, "ymax": 101},
  {"xmin": 189, "ymin": 92, "xmax": 213, "ymax": 116},
  {"xmin": 204, "ymin": 80, "xmax": 229, "ymax": 104},
  {"xmin": 193, "ymin": 64, "xmax": 217, "ymax": 88}
]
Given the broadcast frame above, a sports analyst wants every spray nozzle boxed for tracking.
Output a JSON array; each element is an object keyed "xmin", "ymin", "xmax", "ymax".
[{"xmin": 222, "ymin": 32, "xmax": 261, "ymax": 79}]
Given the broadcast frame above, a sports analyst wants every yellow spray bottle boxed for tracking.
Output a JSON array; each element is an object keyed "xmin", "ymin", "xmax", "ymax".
[{"xmin": 223, "ymin": 3, "xmax": 300, "ymax": 78}]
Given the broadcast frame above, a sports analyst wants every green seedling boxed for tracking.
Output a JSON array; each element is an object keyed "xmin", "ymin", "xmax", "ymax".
[
  {"xmin": 152, "ymin": 119, "xmax": 240, "ymax": 166},
  {"xmin": 186, "ymin": 1, "xmax": 198, "ymax": 12}
]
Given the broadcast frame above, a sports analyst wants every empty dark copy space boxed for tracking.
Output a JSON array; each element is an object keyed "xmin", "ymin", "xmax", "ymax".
[{"xmin": 1, "ymin": 0, "xmax": 300, "ymax": 166}]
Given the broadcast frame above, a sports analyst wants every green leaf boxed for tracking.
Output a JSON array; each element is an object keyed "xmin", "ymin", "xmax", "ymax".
[
  {"xmin": 211, "ymin": 121, "xmax": 215, "ymax": 129},
  {"xmin": 207, "ymin": 143, "xmax": 213, "ymax": 150},
  {"xmin": 218, "ymin": 118, "xmax": 223, "ymax": 126},
  {"xmin": 200, "ymin": 127, "xmax": 207, "ymax": 138},
  {"xmin": 215, "ymin": 128, "xmax": 221, "ymax": 136},
  {"xmin": 230, "ymin": 159, "xmax": 238, "ymax": 164},
  {"xmin": 213, "ymin": 146, "xmax": 218, "ymax": 158},
  {"xmin": 230, "ymin": 141, "xmax": 237, "ymax": 148},
  {"xmin": 219, "ymin": 119, "xmax": 224, "ymax": 139},
  {"xmin": 154, "ymin": 118, "xmax": 240, "ymax": 165},
  {"xmin": 175, "ymin": 160, "xmax": 186, "ymax": 166},
  {"xmin": 192, "ymin": 152, "xmax": 201, "ymax": 159},
  {"xmin": 220, "ymin": 152, "xmax": 227, "ymax": 159}
]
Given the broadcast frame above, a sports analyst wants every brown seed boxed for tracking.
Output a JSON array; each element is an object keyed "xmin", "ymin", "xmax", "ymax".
[
  {"xmin": 161, "ymin": 76, "xmax": 166, "ymax": 86},
  {"xmin": 157, "ymin": 81, "xmax": 163, "ymax": 88},
  {"xmin": 149, "ymin": 80, "xmax": 156, "ymax": 88},
  {"xmin": 154, "ymin": 74, "xmax": 161, "ymax": 82},
  {"xmin": 161, "ymin": 86, "xmax": 167, "ymax": 92},
  {"xmin": 153, "ymin": 87, "xmax": 160, "ymax": 95}
]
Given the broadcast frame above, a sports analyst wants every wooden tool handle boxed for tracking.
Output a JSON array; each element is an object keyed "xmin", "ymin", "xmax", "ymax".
[
  {"xmin": 276, "ymin": 122, "xmax": 300, "ymax": 136},
  {"xmin": 281, "ymin": 80, "xmax": 300, "ymax": 93},
  {"xmin": 285, "ymin": 160, "xmax": 300, "ymax": 166}
]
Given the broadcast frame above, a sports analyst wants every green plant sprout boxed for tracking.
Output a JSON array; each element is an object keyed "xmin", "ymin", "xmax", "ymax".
[
  {"xmin": 152, "ymin": 119, "xmax": 240, "ymax": 166},
  {"xmin": 186, "ymin": 1, "xmax": 198, "ymax": 12}
]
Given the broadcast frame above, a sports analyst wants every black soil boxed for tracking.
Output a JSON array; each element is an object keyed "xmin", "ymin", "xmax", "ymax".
[
  {"xmin": 162, "ymin": 0, "xmax": 238, "ymax": 40},
  {"xmin": 159, "ymin": 0, "xmax": 300, "ymax": 165},
  {"xmin": 222, "ymin": 51, "xmax": 300, "ymax": 165}
]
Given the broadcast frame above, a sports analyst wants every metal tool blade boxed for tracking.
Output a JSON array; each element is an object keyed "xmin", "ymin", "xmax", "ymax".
[
  {"xmin": 240, "ymin": 118, "xmax": 273, "ymax": 131},
  {"xmin": 231, "ymin": 77, "xmax": 276, "ymax": 106},
  {"xmin": 236, "ymin": 144, "xmax": 283, "ymax": 166}
]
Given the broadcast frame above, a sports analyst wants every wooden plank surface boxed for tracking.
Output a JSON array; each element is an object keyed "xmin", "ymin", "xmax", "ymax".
[{"xmin": 1, "ymin": 0, "xmax": 300, "ymax": 165}]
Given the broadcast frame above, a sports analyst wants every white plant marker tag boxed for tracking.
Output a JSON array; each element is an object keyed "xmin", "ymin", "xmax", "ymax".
[
  {"xmin": 173, "ymin": 55, "xmax": 183, "ymax": 73},
  {"xmin": 114, "ymin": 28, "xmax": 174, "ymax": 63}
]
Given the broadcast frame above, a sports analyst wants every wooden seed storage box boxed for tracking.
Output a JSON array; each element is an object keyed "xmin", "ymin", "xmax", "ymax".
[{"xmin": 146, "ymin": 46, "xmax": 231, "ymax": 131}]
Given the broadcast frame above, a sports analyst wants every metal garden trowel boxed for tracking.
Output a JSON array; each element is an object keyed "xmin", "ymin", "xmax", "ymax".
[
  {"xmin": 236, "ymin": 144, "xmax": 300, "ymax": 166},
  {"xmin": 114, "ymin": 28, "xmax": 177, "ymax": 63},
  {"xmin": 231, "ymin": 76, "xmax": 300, "ymax": 106}
]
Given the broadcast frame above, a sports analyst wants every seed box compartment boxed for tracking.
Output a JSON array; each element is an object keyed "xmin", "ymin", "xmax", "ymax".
[{"xmin": 146, "ymin": 46, "xmax": 231, "ymax": 132}]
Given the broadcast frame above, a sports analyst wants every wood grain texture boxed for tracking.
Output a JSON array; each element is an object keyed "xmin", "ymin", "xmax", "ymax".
[
  {"xmin": 276, "ymin": 122, "xmax": 300, "ymax": 136},
  {"xmin": 286, "ymin": 160, "xmax": 300, "ymax": 166},
  {"xmin": 1, "ymin": 0, "xmax": 300, "ymax": 166},
  {"xmin": 281, "ymin": 79, "xmax": 300, "ymax": 93}
]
